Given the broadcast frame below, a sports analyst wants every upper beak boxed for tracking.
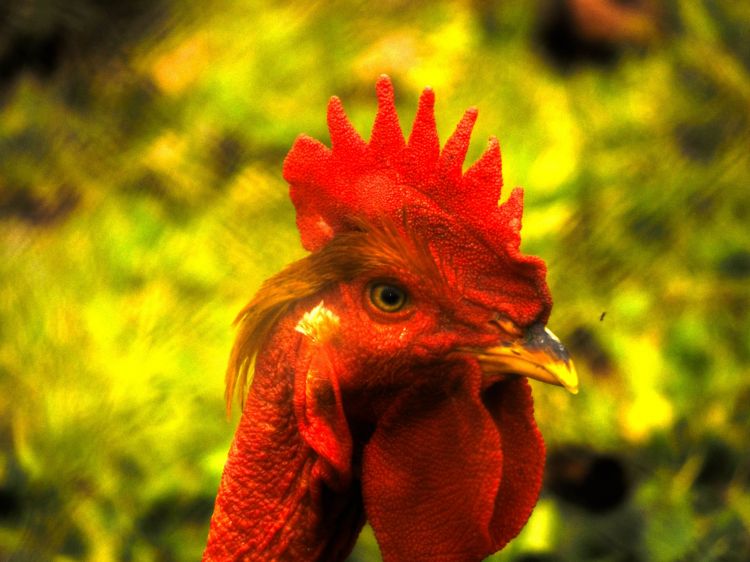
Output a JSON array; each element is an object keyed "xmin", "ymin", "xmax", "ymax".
[{"xmin": 471, "ymin": 323, "xmax": 579, "ymax": 394}]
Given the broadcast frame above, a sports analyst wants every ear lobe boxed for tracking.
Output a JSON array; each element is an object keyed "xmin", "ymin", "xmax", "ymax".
[{"xmin": 293, "ymin": 336, "xmax": 353, "ymax": 491}]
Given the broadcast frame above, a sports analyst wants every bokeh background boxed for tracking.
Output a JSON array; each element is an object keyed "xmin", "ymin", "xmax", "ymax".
[{"xmin": 1, "ymin": 0, "xmax": 748, "ymax": 560}]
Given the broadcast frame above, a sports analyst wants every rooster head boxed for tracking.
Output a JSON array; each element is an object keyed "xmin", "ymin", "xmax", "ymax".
[{"xmin": 219, "ymin": 76, "xmax": 577, "ymax": 562}]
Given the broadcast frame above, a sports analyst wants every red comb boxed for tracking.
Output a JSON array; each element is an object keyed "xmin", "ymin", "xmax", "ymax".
[{"xmin": 283, "ymin": 75, "xmax": 551, "ymax": 325}]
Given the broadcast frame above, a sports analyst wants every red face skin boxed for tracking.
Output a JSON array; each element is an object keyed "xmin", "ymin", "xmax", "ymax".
[
  {"xmin": 310, "ymin": 273, "xmax": 548, "ymax": 561},
  {"xmin": 204, "ymin": 264, "xmax": 545, "ymax": 561},
  {"xmin": 204, "ymin": 76, "xmax": 575, "ymax": 561}
]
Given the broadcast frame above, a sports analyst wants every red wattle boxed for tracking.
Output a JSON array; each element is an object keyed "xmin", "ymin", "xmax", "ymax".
[{"xmin": 361, "ymin": 362, "xmax": 544, "ymax": 562}]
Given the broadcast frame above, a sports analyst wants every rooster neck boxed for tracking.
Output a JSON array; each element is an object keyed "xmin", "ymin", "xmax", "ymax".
[{"xmin": 204, "ymin": 313, "xmax": 365, "ymax": 562}]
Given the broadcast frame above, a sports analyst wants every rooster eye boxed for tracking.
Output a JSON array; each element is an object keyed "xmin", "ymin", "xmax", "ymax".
[{"xmin": 369, "ymin": 283, "xmax": 408, "ymax": 313}]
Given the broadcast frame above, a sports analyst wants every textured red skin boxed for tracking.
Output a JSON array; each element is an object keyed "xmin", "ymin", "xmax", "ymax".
[
  {"xmin": 205, "ymin": 77, "xmax": 551, "ymax": 561},
  {"xmin": 362, "ymin": 365, "xmax": 544, "ymax": 561}
]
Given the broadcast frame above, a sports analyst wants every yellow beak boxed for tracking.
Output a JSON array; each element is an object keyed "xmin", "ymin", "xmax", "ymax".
[{"xmin": 471, "ymin": 324, "xmax": 579, "ymax": 394}]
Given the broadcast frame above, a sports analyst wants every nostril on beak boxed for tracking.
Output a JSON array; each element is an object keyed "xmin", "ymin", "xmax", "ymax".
[{"xmin": 488, "ymin": 314, "xmax": 522, "ymax": 338}]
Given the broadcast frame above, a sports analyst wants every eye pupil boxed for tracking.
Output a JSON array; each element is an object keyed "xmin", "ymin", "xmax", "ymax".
[
  {"xmin": 381, "ymin": 287, "xmax": 400, "ymax": 305},
  {"xmin": 369, "ymin": 283, "xmax": 407, "ymax": 312}
]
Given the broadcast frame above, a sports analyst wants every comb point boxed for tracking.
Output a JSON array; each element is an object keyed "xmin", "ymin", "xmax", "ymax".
[
  {"xmin": 500, "ymin": 187, "xmax": 525, "ymax": 237},
  {"xmin": 404, "ymin": 85, "xmax": 440, "ymax": 189},
  {"xmin": 461, "ymin": 136, "xmax": 503, "ymax": 206},
  {"xmin": 371, "ymin": 75, "xmax": 405, "ymax": 158},
  {"xmin": 439, "ymin": 107, "xmax": 478, "ymax": 179},
  {"xmin": 327, "ymin": 96, "xmax": 366, "ymax": 154}
]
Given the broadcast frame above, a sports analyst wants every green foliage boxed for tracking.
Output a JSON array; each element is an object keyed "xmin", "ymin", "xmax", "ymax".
[{"xmin": 1, "ymin": 0, "xmax": 748, "ymax": 560}]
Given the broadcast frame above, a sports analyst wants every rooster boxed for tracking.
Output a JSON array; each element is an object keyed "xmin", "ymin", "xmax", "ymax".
[{"xmin": 203, "ymin": 75, "xmax": 578, "ymax": 562}]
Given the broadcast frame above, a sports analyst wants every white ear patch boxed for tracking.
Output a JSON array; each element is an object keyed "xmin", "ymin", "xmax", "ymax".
[
  {"xmin": 295, "ymin": 301, "xmax": 340, "ymax": 344},
  {"xmin": 315, "ymin": 216, "xmax": 334, "ymax": 239}
]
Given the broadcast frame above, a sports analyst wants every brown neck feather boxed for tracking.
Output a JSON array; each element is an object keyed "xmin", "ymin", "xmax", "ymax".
[{"xmin": 205, "ymin": 310, "xmax": 365, "ymax": 561}]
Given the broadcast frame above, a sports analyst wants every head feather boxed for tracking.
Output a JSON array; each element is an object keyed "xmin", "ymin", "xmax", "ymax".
[{"xmin": 226, "ymin": 219, "xmax": 445, "ymax": 413}]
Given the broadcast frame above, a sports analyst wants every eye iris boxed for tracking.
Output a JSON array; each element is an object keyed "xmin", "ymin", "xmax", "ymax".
[{"xmin": 371, "ymin": 284, "xmax": 406, "ymax": 312}]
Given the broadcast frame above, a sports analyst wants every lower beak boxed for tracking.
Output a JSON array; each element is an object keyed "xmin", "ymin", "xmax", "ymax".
[{"xmin": 471, "ymin": 323, "xmax": 579, "ymax": 394}]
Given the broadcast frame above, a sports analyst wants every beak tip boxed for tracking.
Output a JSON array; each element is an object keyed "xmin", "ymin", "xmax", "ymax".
[{"xmin": 560, "ymin": 361, "xmax": 579, "ymax": 395}]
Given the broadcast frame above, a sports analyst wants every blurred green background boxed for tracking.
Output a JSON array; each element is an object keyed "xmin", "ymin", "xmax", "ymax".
[{"xmin": 1, "ymin": 0, "xmax": 748, "ymax": 560}]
